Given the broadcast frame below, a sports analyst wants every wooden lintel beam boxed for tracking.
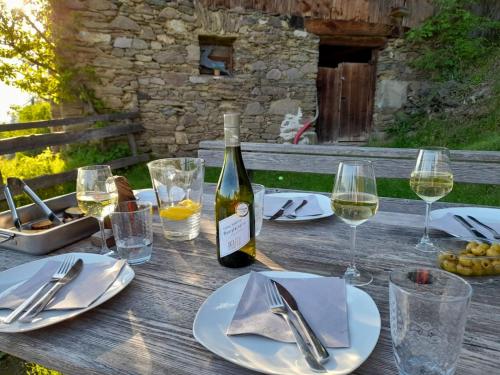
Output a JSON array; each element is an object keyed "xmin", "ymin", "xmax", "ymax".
[
  {"xmin": 319, "ymin": 36, "xmax": 387, "ymax": 48},
  {"xmin": 305, "ymin": 19, "xmax": 393, "ymax": 37}
]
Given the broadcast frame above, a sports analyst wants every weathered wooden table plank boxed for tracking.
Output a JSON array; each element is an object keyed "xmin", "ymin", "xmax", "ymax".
[{"xmin": 0, "ymin": 187, "xmax": 498, "ymax": 375}]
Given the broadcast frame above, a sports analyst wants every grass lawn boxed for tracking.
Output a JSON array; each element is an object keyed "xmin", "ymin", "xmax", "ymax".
[{"xmin": 124, "ymin": 164, "xmax": 499, "ymax": 207}]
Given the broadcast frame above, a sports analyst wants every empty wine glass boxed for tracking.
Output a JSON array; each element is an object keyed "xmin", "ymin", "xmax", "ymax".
[
  {"xmin": 410, "ymin": 148, "xmax": 453, "ymax": 252},
  {"xmin": 331, "ymin": 160, "xmax": 379, "ymax": 286},
  {"xmin": 76, "ymin": 165, "xmax": 118, "ymax": 255}
]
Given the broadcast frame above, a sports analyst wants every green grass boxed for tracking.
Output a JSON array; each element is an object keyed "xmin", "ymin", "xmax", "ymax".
[{"xmin": 121, "ymin": 165, "xmax": 500, "ymax": 207}]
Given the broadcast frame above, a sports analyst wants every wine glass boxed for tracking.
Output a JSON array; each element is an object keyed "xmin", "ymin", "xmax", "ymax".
[
  {"xmin": 410, "ymin": 148, "xmax": 453, "ymax": 252},
  {"xmin": 76, "ymin": 165, "xmax": 118, "ymax": 255},
  {"xmin": 331, "ymin": 160, "xmax": 379, "ymax": 286}
]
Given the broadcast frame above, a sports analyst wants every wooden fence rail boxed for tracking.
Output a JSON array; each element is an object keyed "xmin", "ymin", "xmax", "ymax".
[
  {"xmin": 199, "ymin": 141, "xmax": 500, "ymax": 185},
  {"xmin": 0, "ymin": 111, "xmax": 148, "ymax": 200}
]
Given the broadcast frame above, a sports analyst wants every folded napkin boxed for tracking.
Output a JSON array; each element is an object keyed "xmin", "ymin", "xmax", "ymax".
[
  {"xmin": 0, "ymin": 257, "xmax": 126, "ymax": 310},
  {"xmin": 431, "ymin": 213, "xmax": 500, "ymax": 241},
  {"xmin": 227, "ymin": 272, "xmax": 349, "ymax": 348},
  {"xmin": 264, "ymin": 194, "xmax": 323, "ymax": 218}
]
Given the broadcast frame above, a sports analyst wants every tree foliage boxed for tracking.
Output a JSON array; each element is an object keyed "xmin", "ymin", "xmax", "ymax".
[
  {"xmin": 406, "ymin": 0, "xmax": 500, "ymax": 81},
  {"xmin": 0, "ymin": 0, "xmax": 97, "ymax": 105}
]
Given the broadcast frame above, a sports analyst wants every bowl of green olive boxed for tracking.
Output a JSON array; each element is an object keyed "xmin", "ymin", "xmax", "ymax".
[{"xmin": 436, "ymin": 238, "xmax": 500, "ymax": 277}]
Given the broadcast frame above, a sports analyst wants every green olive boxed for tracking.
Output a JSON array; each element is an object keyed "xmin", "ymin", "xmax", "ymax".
[
  {"xmin": 471, "ymin": 246, "xmax": 487, "ymax": 256},
  {"xmin": 481, "ymin": 260, "xmax": 493, "ymax": 275},
  {"xmin": 466, "ymin": 241, "xmax": 479, "ymax": 251},
  {"xmin": 457, "ymin": 264, "xmax": 473, "ymax": 276},
  {"xmin": 458, "ymin": 255, "xmax": 473, "ymax": 267},
  {"xmin": 471, "ymin": 262, "xmax": 483, "ymax": 275},
  {"xmin": 494, "ymin": 263, "xmax": 500, "ymax": 275},
  {"xmin": 442, "ymin": 260, "xmax": 458, "ymax": 273}
]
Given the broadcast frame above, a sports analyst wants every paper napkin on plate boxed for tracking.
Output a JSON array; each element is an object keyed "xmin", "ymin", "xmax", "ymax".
[
  {"xmin": 227, "ymin": 271, "xmax": 349, "ymax": 348},
  {"xmin": 430, "ymin": 213, "xmax": 500, "ymax": 241},
  {"xmin": 264, "ymin": 194, "xmax": 323, "ymax": 218},
  {"xmin": 0, "ymin": 257, "xmax": 126, "ymax": 310}
]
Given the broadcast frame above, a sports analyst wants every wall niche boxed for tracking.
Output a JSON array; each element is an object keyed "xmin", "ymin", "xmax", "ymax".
[{"xmin": 198, "ymin": 35, "xmax": 236, "ymax": 76}]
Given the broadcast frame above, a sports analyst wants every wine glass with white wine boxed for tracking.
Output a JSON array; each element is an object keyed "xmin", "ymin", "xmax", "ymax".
[
  {"xmin": 410, "ymin": 148, "xmax": 453, "ymax": 252},
  {"xmin": 331, "ymin": 160, "xmax": 379, "ymax": 286},
  {"xmin": 76, "ymin": 165, "xmax": 118, "ymax": 255}
]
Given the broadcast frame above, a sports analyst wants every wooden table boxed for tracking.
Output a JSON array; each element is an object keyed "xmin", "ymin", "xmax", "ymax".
[{"xmin": 1, "ymin": 186, "xmax": 499, "ymax": 375}]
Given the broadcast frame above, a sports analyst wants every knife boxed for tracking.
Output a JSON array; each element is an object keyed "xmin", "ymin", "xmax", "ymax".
[
  {"xmin": 269, "ymin": 199, "xmax": 293, "ymax": 220},
  {"xmin": 18, "ymin": 259, "xmax": 84, "ymax": 322},
  {"xmin": 453, "ymin": 215, "xmax": 490, "ymax": 242},
  {"xmin": 274, "ymin": 281, "xmax": 330, "ymax": 364}
]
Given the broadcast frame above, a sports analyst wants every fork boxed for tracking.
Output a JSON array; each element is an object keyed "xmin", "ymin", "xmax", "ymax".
[
  {"xmin": 3, "ymin": 255, "xmax": 75, "ymax": 324},
  {"xmin": 264, "ymin": 280, "xmax": 327, "ymax": 373},
  {"xmin": 285, "ymin": 199, "xmax": 308, "ymax": 219}
]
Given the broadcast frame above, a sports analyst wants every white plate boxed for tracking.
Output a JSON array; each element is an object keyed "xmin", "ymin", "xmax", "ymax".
[
  {"xmin": 0, "ymin": 253, "xmax": 135, "ymax": 333},
  {"xmin": 264, "ymin": 193, "xmax": 333, "ymax": 222},
  {"xmin": 430, "ymin": 207, "xmax": 500, "ymax": 237},
  {"xmin": 193, "ymin": 271, "xmax": 381, "ymax": 375},
  {"xmin": 134, "ymin": 188, "xmax": 157, "ymax": 207}
]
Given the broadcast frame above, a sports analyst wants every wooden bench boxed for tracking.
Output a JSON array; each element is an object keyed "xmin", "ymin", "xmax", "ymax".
[
  {"xmin": 0, "ymin": 112, "xmax": 148, "ymax": 199},
  {"xmin": 198, "ymin": 141, "xmax": 500, "ymax": 185}
]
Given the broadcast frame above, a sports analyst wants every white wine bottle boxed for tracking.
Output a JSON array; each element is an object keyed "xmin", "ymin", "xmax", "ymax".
[{"xmin": 215, "ymin": 113, "xmax": 256, "ymax": 268}]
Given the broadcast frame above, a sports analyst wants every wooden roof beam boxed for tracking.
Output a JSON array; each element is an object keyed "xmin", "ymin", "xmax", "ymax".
[{"xmin": 305, "ymin": 19, "xmax": 393, "ymax": 37}]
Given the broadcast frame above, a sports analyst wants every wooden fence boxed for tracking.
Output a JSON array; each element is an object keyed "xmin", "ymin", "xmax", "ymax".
[{"xmin": 0, "ymin": 112, "xmax": 148, "ymax": 200}]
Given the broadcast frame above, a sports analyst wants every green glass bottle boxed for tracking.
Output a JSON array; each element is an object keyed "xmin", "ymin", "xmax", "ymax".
[{"xmin": 215, "ymin": 113, "xmax": 256, "ymax": 268}]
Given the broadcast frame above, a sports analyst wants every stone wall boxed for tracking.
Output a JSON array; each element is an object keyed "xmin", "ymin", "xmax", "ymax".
[
  {"xmin": 57, "ymin": 0, "xmax": 319, "ymax": 157},
  {"xmin": 372, "ymin": 38, "xmax": 432, "ymax": 138}
]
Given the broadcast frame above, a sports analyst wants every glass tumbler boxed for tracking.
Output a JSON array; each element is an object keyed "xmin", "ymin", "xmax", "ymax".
[
  {"xmin": 389, "ymin": 268, "xmax": 472, "ymax": 375},
  {"xmin": 110, "ymin": 201, "xmax": 153, "ymax": 265},
  {"xmin": 148, "ymin": 158, "xmax": 204, "ymax": 241}
]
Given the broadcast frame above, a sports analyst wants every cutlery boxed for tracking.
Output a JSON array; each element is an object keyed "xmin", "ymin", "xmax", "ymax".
[
  {"xmin": 285, "ymin": 199, "xmax": 308, "ymax": 219},
  {"xmin": 467, "ymin": 216, "xmax": 500, "ymax": 240},
  {"xmin": 2, "ymin": 255, "xmax": 76, "ymax": 324},
  {"xmin": 19, "ymin": 257, "xmax": 83, "ymax": 323},
  {"xmin": 264, "ymin": 280, "xmax": 326, "ymax": 373},
  {"xmin": 269, "ymin": 199, "xmax": 293, "ymax": 221},
  {"xmin": 3, "ymin": 185, "xmax": 22, "ymax": 231},
  {"xmin": 274, "ymin": 281, "xmax": 330, "ymax": 364},
  {"xmin": 7, "ymin": 177, "xmax": 62, "ymax": 225},
  {"xmin": 453, "ymin": 215, "xmax": 490, "ymax": 242}
]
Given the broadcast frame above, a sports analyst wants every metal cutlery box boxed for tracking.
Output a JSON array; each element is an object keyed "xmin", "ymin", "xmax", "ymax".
[{"xmin": 0, "ymin": 192, "xmax": 99, "ymax": 255}]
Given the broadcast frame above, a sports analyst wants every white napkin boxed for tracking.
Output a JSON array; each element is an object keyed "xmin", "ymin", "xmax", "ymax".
[
  {"xmin": 227, "ymin": 272, "xmax": 350, "ymax": 348},
  {"xmin": 0, "ymin": 258, "xmax": 126, "ymax": 310},
  {"xmin": 430, "ymin": 213, "xmax": 500, "ymax": 241},
  {"xmin": 264, "ymin": 194, "xmax": 323, "ymax": 218}
]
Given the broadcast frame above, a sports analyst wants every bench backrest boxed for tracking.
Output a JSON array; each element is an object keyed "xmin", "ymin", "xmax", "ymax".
[{"xmin": 198, "ymin": 141, "xmax": 500, "ymax": 185}]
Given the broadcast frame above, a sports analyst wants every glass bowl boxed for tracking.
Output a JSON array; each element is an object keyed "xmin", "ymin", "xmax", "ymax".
[{"xmin": 434, "ymin": 237, "xmax": 500, "ymax": 277}]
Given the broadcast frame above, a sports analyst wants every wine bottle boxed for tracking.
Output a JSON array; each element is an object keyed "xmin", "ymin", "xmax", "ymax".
[{"xmin": 215, "ymin": 113, "xmax": 256, "ymax": 268}]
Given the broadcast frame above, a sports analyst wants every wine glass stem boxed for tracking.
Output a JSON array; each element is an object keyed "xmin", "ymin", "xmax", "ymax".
[
  {"xmin": 423, "ymin": 202, "xmax": 432, "ymax": 241},
  {"xmin": 97, "ymin": 217, "xmax": 110, "ymax": 254},
  {"xmin": 348, "ymin": 225, "xmax": 358, "ymax": 273}
]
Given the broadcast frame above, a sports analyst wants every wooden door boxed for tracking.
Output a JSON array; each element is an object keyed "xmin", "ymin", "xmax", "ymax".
[{"xmin": 317, "ymin": 62, "xmax": 375, "ymax": 143}]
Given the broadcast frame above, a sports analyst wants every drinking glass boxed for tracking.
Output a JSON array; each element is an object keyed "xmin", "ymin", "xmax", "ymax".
[
  {"xmin": 410, "ymin": 148, "xmax": 453, "ymax": 252},
  {"xmin": 331, "ymin": 160, "xmax": 379, "ymax": 286},
  {"xmin": 148, "ymin": 158, "xmax": 204, "ymax": 241},
  {"xmin": 76, "ymin": 165, "xmax": 118, "ymax": 255},
  {"xmin": 390, "ymin": 267, "xmax": 472, "ymax": 375},
  {"xmin": 252, "ymin": 183, "xmax": 265, "ymax": 236},
  {"xmin": 110, "ymin": 201, "xmax": 153, "ymax": 265}
]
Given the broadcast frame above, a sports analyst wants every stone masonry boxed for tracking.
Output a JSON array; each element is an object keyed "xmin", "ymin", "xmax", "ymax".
[
  {"xmin": 373, "ymin": 38, "xmax": 432, "ymax": 139},
  {"xmin": 57, "ymin": 0, "xmax": 319, "ymax": 157}
]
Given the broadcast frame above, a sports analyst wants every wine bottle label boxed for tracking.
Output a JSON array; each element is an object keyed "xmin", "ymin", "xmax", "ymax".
[{"xmin": 218, "ymin": 204, "xmax": 250, "ymax": 257}]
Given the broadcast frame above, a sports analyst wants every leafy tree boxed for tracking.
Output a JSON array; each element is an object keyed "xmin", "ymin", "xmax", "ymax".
[{"xmin": 0, "ymin": 0, "xmax": 98, "ymax": 105}]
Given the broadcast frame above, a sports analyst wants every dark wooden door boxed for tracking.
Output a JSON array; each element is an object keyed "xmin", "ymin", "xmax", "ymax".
[{"xmin": 317, "ymin": 63, "xmax": 375, "ymax": 143}]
